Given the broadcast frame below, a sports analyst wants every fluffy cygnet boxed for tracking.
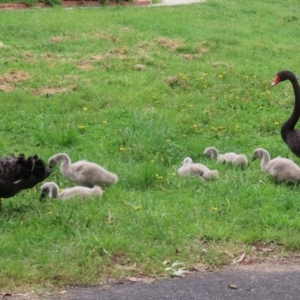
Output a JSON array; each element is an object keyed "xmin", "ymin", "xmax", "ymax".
[
  {"xmin": 178, "ymin": 157, "xmax": 219, "ymax": 181},
  {"xmin": 253, "ymin": 148, "xmax": 300, "ymax": 182},
  {"xmin": 204, "ymin": 147, "xmax": 248, "ymax": 167},
  {"xmin": 39, "ymin": 182, "xmax": 103, "ymax": 201},
  {"xmin": 48, "ymin": 153, "xmax": 118, "ymax": 188}
]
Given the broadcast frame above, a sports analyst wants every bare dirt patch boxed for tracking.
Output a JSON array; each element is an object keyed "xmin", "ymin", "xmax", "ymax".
[
  {"xmin": 49, "ymin": 36, "xmax": 64, "ymax": 43},
  {"xmin": 31, "ymin": 86, "xmax": 69, "ymax": 96},
  {"xmin": 77, "ymin": 54, "xmax": 105, "ymax": 70},
  {"xmin": 0, "ymin": 70, "xmax": 31, "ymax": 92},
  {"xmin": 156, "ymin": 37, "xmax": 186, "ymax": 50},
  {"xmin": 40, "ymin": 53, "xmax": 63, "ymax": 60},
  {"xmin": 228, "ymin": 255, "xmax": 300, "ymax": 273}
]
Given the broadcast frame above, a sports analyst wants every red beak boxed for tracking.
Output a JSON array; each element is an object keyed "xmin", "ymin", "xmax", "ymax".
[{"xmin": 271, "ymin": 75, "xmax": 281, "ymax": 86}]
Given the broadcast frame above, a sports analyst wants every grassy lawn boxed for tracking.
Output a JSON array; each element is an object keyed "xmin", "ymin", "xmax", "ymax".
[{"xmin": 0, "ymin": 0, "xmax": 300, "ymax": 293}]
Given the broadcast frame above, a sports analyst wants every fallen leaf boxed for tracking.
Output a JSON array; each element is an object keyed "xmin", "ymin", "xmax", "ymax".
[
  {"xmin": 127, "ymin": 277, "xmax": 138, "ymax": 282},
  {"xmin": 172, "ymin": 268, "xmax": 191, "ymax": 277},
  {"xmin": 231, "ymin": 252, "xmax": 246, "ymax": 265},
  {"xmin": 228, "ymin": 284, "xmax": 238, "ymax": 289},
  {"xmin": 171, "ymin": 261, "xmax": 184, "ymax": 268},
  {"xmin": 192, "ymin": 263, "xmax": 211, "ymax": 271},
  {"xmin": 260, "ymin": 247, "xmax": 273, "ymax": 253}
]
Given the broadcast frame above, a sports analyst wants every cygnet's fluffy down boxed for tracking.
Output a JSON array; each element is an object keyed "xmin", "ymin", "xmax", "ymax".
[
  {"xmin": 253, "ymin": 148, "xmax": 300, "ymax": 182},
  {"xmin": 48, "ymin": 153, "xmax": 118, "ymax": 188},
  {"xmin": 204, "ymin": 147, "xmax": 248, "ymax": 167},
  {"xmin": 178, "ymin": 157, "xmax": 219, "ymax": 181},
  {"xmin": 39, "ymin": 182, "xmax": 103, "ymax": 201}
]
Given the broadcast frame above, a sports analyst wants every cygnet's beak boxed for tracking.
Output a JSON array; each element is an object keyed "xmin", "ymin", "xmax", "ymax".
[{"xmin": 39, "ymin": 191, "xmax": 47, "ymax": 201}]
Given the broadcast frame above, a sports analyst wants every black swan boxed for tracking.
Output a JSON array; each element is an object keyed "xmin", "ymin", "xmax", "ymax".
[
  {"xmin": 272, "ymin": 70, "xmax": 300, "ymax": 157},
  {"xmin": 0, "ymin": 154, "xmax": 52, "ymax": 200}
]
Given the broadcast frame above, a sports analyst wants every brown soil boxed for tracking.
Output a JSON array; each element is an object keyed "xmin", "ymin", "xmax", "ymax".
[{"xmin": 0, "ymin": 70, "xmax": 31, "ymax": 92}]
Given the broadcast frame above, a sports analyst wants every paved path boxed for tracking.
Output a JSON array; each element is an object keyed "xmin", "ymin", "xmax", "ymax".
[{"xmin": 45, "ymin": 260, "xmax": 300, "ymax": 300}]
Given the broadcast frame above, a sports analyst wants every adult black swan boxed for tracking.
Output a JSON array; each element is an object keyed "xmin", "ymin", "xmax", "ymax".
[
  {"xmin": 0, "ymin": 154, "xmax": 52, "ymax": 206},
  {"xmin": 272, "ymin": 70, "xmax": 300, "ymax": 157}
]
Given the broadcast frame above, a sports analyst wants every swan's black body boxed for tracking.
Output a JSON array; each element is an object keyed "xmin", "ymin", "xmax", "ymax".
[
  {"xmin": 0, "ymin": 154, "xmax": 52, "ymax": 198},
  {"xmin": 272, "ymin": 70, "xmax": 300, "ymax": 157}
]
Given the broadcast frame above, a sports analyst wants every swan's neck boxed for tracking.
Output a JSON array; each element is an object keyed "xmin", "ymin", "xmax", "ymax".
[
  {"xmin": 261, "ymin": 151, "xmax": 271, "ymax": 171},
  {"xmin": 59, "ymin": 155, "xmax": 71, "ymax": 174},
  {"xmin": 210, "ymin": 148, "xmax": 219, "ymax": 158},
  {"xmin": 281, "ymin": 75, "xmax": 300, "ymax": 141},
  {"xmin": 49, "ymin": 185, "xmax": 59, "ymax": 198}
]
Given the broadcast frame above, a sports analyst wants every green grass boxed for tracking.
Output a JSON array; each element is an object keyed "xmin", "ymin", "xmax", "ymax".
[{"xmin": 0, "ymin": 0, "xmax": 300, "ymax": 292}]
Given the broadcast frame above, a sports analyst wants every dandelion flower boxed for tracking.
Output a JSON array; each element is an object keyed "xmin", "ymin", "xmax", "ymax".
[
  {"xmin": 274, "ymin": 121, "xmax": 279, "ymax": 125},
  {"xmin": 102, "ymin": 120, "xmax": 108, "ymax": 124},
  {"xmin": 83, "ymin": 107, "xmax": 88, "ymax": 112},
  {"xmin": 135, "ymin": 206, "xmax": 142, "ymax": 210},
  {"xmin": 158, "ymin": 176, "xmax": 163, "ymax": 180},
  {"xmin": 78, "ymin": 125, "xmax": 85, "ymax": 130},
  {"xmin": 211, "ymin": 207, "xmax": 218, "ymax": 211},
  {"xmin": 119, "ymin": 147, "xmax": 126, "ymax": 151}
]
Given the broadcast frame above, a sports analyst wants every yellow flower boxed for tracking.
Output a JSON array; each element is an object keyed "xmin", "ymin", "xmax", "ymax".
[
  {"xmin": 47, "ymin": 211, "xmax": 53, "ymax": 215},
  {"xmin": 274, "ymin": 121, "xmax": 279, "ymax": 125},
  {"xmin": 151, "ymin": 159, "xmax": 155, "ymax": 163},
  {"xmin": 192, "ymin": 124, "xmax": 198, "ymax": 128},
  {"xmin": 102, "ymin": 120, "xmax": 108, "ymax": 124},
  {"xmin": 259, "ymin": 106, "xmax": 264, "ymax": 109},
  {"xmin": 119, "ymin": 147, "xmax": 126, "ymax": 151},
  {"xmin": 211, "ymin": 207, "xmax": 218, "ymax": 211},
  {"xmin": 83, "ymin": 107, "xmax": 88, "ymax": 112},
  {"xmin": 158, "ymin": 176, "xmax": 163, "ymax": 180},
  {"xmin": 166, "ymin": 139, "xmax": 171, "ymax": 143},
  {"xmin": 78, "ymin": 125, "xmax": 85, "ymax": 130},
  {"xmin": 135, "ymin": 206, "xmax": 142, "ymax": 210},
  {"xmin": 182, "ymin": 134, "xmax": 187, "ymax": 138},
  {"xmin": 219, "ymin": 75, "xmax": 223, "ymax": 78}
]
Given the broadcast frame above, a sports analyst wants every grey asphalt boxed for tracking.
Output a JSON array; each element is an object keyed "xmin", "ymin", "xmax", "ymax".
[{"xmin": 46, "ymin": 260, "xmax": 300, "ymax": 300}]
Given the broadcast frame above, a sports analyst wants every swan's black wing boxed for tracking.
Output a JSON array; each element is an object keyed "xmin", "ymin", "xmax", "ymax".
[{"xmin": 0, "ymin": 154, "xmax": 52, "ymax": 198}]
